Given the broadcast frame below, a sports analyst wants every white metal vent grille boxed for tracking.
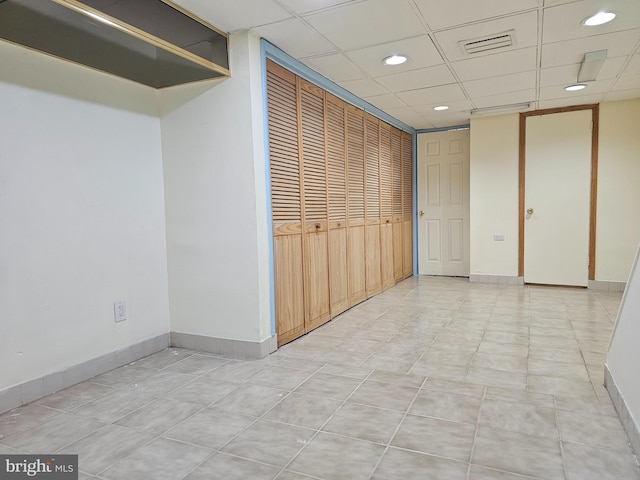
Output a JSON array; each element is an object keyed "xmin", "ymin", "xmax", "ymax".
[{"xmin": 459, "ymin": 30, "xmax": 516, "ymax": 55}]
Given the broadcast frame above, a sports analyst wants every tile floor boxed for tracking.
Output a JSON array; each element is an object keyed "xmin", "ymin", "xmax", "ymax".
[{"xmin": 1, "ymin": 276, "xmax": 639, "ymax": 480}]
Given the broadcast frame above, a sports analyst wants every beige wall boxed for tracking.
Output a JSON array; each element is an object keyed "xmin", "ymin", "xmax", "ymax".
[
  {"xmin": 469, "ymin": 114, "xmax": 520, "ymax": 276},
  {"xmin": 469, "ymin": 99, "xmax": 640, "ymax": 283},
  {"xmin": 596, "ymin": 99, "xmax": 640, "ymax": 281}
]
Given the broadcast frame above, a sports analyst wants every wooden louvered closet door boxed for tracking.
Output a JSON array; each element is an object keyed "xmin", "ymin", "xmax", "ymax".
[
  {"xmin": 299, "ymin": 79, "xmax": 330, "ymax": 331},
  {"xmin": 346, "ymin": 106, "xmax": 367, "ymax": 306},
  {"xmin": 379, "ymin": 123, "xmax": 395, "ymax": 290},
  {"xmin": 365, "ymin": 114, "xmax": 382, "ymax": 297},
  {"xmin": 402, "ymin": 132, "xmax": 414, "ymax": 278},
  {"xmin": 267, "ymin": 60, "xmax": 414, "ymax": 346},
  {"xmin": 326, "ymin": 95, "xmax": 349, "ymax": 317},
  {"xmin": 391, "ymin": 128, "xmax": 404, "ymax": 282},
  {"xmin": 266, "ymin": 61, "xmax": 305, "ymax": 345}
]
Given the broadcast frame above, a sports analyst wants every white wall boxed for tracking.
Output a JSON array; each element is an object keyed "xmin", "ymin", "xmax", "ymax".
[
  {"xmin": 160, "ymin": 31, "xmax": 272, "ymax": 343},
  {"xmin": 606, "ymin": 243, "xmax": 640, "ymax": 447},
  {"xmin": 0, "ymin": 42, "xmax": 170, "ymax": 391},
  {"xmin": 469, "ymin": 101, "xmax": 640, "ymax": 282},
  {"xmin": 596, "ymin": 99, "xmax": 640, "ymax": 281},
  {"xmin": 469, "ymin": 114, "xmax": 520, "ymax": 276}
]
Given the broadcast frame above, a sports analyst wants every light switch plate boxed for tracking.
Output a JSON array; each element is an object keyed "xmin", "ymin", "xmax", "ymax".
[{"xmin": 493, "ymin": 234, "xmax": 505, "ymax": 241}]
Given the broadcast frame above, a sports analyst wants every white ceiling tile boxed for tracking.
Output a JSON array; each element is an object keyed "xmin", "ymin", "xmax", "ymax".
[
  {"xmin": 374, "ymin": 65, "xmax": 456, "ymax": 92},
  {"xmin": 338, "ymin": 78, "xmax": 388, "ymax": 97},
  {"xmin": 304, "ymin": 0, "xmax": 426, "ymax": 51},
  {"xmin": 541, "ymin": 30, "xmax": 640, "ymax": 68},
  {"xmin": 413, "ymin": 120, "xmax": 438, "ymax": 129},
  {"xmin": 344, "ymin": 35, "xmax": 443, "ymax": 78},
  {"xmin": 543, "ymin": 0, "xmax": 640, "ymax": 44},
  {"xmin": 253, "ymin": 18, "xmax": 337, "ymax": 58},
  {"xmin": 412, "ymin": 99, "xmax": 474, "ymax": 114},
  {"xmin": 302, "ymin": 53, "xmax": 365, "ymax": 82},
  {"xmin": 174, "ymin": 0, "xmax": 291, "ymax": 32},
  {"xmin": 421, "ymin": 111, "xmax": 471, "ymax": 126},
  {"xmin": 540, "ymin": 57, "xmax": 627, "ymax": 86},
  {"xmin": 383, "ymin": 106, "xmax": 432, "ymax": 128},
  {"xmin": 434, "ymin": 11, "xmax": 538, "ymax": 63},
  {"xmin": 463, "ymin": 71, "xmax": 536, "ymax": 98},
  {"xmin": 544, "ymin": 0, "xmax": 581, "ymax": 6},
  {"xmin": 624, "ymin": 54, "xmax": 640, "ymax": 75},
  {"xmin": 539, "ymin": 79, "xmax": 615, "ymax": 99},
  {"xmin": 450, "ymin": 47, "xmax": 537, "ymax": 81},
  {"xmin": 537, "ymin": 93, "xmax": 604, "ymax": 109},
  {"xmin": 396, "ymin": 84, "xmax": 467, "ymax": 105},
  {"xmin": 604, "ymin": 88, "xmax": 640, "ymax": 101},
  {"xmin": 414, "ymin": 0, "xmax": 538, "ymax": 31},
  {"xmin": 472, "ymin": 89, "xmax": 536, "ymax": 108},
  {"xmin": 362, "ymin": 94, "xmax": 407, "ymax": 110},
  {"xmin": 275, "ymin": 0, "xmax": 356, "ymax": 14},
  {"xmin": 613, "ymin": 74, "xmax": 640, "ymax": 91}
]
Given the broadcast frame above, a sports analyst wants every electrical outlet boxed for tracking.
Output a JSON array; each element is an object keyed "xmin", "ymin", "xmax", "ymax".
[{"xmin": 114, "ymin": 301, "xmax": 127, "ymax": 322}]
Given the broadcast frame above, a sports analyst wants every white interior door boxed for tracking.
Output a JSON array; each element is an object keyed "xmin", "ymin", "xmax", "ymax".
[
  {"xmin": 418, "ymin": 129, "xmax": 470, "ymax": 276},
  {"xmin": 524, "ymin": 110, "xmax": 592, "ymax": 286}
]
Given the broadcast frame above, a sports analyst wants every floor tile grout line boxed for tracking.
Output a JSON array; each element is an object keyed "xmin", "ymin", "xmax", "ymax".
[
  {"xmin": 273, "ymin": 369, "xmax": 376, "ymax": 479},
  {"xmin": 364, "ymin": 373, "xmax": 431, "ymax": 480},
  {"xmin": 465, "ymin": 385, "xmax": 488, "ymax": 480}
]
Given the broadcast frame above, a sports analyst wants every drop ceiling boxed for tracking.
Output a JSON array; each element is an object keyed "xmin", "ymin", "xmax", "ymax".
[{"xmin": 174, "ymin": 0, "xmax": 640, "ymax": 129}]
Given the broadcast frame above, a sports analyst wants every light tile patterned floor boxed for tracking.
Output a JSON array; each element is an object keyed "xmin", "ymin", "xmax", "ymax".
[{"xmin": 1, "ymin": 276, "xmax": 639, "ymax": 479}]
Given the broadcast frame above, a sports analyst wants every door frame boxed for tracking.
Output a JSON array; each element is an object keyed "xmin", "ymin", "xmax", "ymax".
[{"xmin": 518, "ymin": 104, "xmax": 599, "ymax": 281}]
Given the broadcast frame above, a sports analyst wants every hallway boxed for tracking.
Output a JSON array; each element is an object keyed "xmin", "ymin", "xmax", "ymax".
[{"xmin": 1, "ymin": 277, "xmax": 638, "ymax": 479}]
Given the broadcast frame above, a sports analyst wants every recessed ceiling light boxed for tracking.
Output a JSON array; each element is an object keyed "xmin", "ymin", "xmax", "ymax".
[
  {"xmin": 582, "ymin": 11, "xmax": 616, "ymax": 26},
  {"xmin": 565, "ymin": 84, "xmax": 587, "ymax": 91},
  {"xmin": 433, "ymin": 105, "xmax": 449, "ymax": 111},
  {"xmin": 382, "ymin": 54, "xmax": 407, "ymax": 66}
]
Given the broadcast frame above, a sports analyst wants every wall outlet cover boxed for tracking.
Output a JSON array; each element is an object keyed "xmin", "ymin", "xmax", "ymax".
[{"xmin": 114, "ymin": 301, "xmax": 127, "ymax": 322}]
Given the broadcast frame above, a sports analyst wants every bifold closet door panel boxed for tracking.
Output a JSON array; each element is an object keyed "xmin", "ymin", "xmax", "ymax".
[
  {"xmin": 266, "ymin": 60, "xmax": 305, "ymax": 345},
  {"xmin": 273, "ymin": 236, "xmax": 305, "ymax": 344},
  {"xmin": 365, "ymin": 115, "xmax": 382, "ymax": 297},
  {"xmin": 379, "ymin": 124, "xmax": 395, "ymax": 290},
  {"xmin": 326, "ymin": 95, "xmax": 349, "ymax": 317},
  {"xmin": 300, "ymin": 80, "xmax": 330, "ymax": 331},
  {"xmin": 346, "ymin": 106, "xmax": 366, "ymax": 306},
  {"xmin": 391, "ymin": 128, "xmax": 404, "ymax": 282},
  {"xmin": 402, "ymin": 132, "xmax": 414, "ymax": 278}
]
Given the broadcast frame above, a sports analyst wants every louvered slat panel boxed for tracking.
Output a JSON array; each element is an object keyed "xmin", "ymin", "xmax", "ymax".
[
  {"xmin": 402, "ymin": 132, "xmax": 413, "ymax": 216},
  {"xmin": 365, "ymin": 116, "xmax": 380, "ymax": 219},
  {"xmin": 326, "ymin": 98, "xmax": 346, "ymax": 223},
  {"xmin": 391, "ymin": 128, "xmax": 402, "ymax": 217},
  {"xmin": 267, "ymin": 69, "xmax": 300, "ymax": 224},
  {"xmin": 380, "ymin": 125, "xmax": 392, "ymax": 218},
  {"xmin": 301, "ymin": 87, "xmax": 327, "ymax": 222},
  {"xmin": 347, "ymin": 109, "xmax": 364, "ymax": 221}
]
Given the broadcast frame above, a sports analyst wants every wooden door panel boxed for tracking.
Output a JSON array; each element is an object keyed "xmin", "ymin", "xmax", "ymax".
[
  {"xmin": 273, "ymin": 235, "xmax": 305, "ymax": 345},
  {"xmin": 328, "ymin": 227, "xmax": 348, "ymax": 316},
  {"xmin": 380, "ymin": 222, "xmax": 394, "ymax": 290},
  {"xmin": 366, "ymin": 224, "xmax": 382, "ymax": 296},
  {"xmin": 348, "ymin": 225, "xmax": 367, "ymax": 306},
  {"xmin": 393, "ymin": 220, "xmax": 403, "ymax": 281},
  {"xmin": 403, "ymin": 220, "xmax": 413, "ymax": 278},
  {"xmin": 305, "ymin": 231, "xmax": 331, "ymax": 331}
]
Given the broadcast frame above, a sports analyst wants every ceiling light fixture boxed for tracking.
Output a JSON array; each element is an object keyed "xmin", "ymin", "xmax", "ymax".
[
  {"xmin": 582, "ymin": 11, "xmax": 616, "ymax": 26},
  {"xmin": 433, "ymin": 106, "xmax": 449, "ymax": 111},
  {"xmin": 382, "ymin": 54, "xmax": 407, "ymax": 66},
  {"xmin": 470, "ymin": 102, "xmax": 531, "ymax": 117},
  {"xmin": 565, "ymin": 84, "xmax": 587, "ymax": 91}
]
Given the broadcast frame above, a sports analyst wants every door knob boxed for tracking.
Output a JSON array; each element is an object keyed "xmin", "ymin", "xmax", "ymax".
[
  {"xmin": 527, "ymin": 208, "xmax": 534, "ymax": 215},
  {"xmin": 419, "ymin": 210, "xmax": 425, "ymax": 217}
]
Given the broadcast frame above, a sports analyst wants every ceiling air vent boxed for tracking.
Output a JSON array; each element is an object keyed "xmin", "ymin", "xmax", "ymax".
[{"xmin": 459, "ymin": 30, "xmax": 516, "ymax": 55}]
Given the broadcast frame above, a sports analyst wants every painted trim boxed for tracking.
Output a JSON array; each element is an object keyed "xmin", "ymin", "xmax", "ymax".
[
  {"xmin": 260, "ymin": 39, "xmax": 277, "ymax": 337},
  {"xmin": 412, "ymin": 132, "xmax": 418, "ymax": 275},
  {"xmin": 416, "ymin": 124, "xmax": 470, "ymax": 134},
  {"xmin": 262, "ymin": 40, "xmax": 415, "ymax": 135}
]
